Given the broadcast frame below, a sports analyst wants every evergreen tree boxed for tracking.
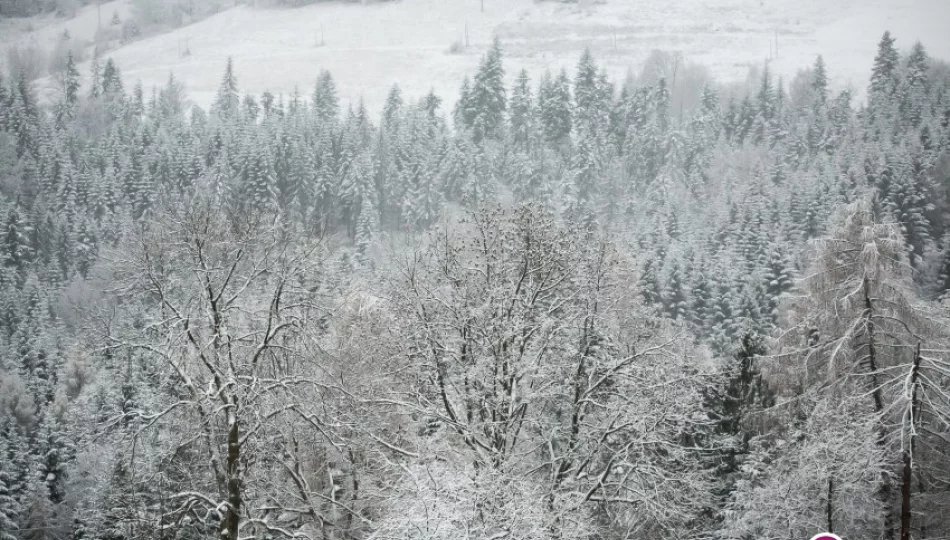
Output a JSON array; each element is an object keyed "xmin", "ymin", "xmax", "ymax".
[
  {"xmin": 902, "ymin": 41, "xmax": 930, "ymax": 128},
  {"xmin": 383, "ymin": 83, "xmax": 403, "ymax": 127},
  {"xmin": 3, "ymin": 204, "xmax": 32, "ymax": 273},
  {"xmin": 0, "ymin": 434, "xmax": 21, "ymax": 540},
  {"xmin": 573, "ymin": 49, "xmax": 612, "ymax": 141},
  {"xmin": 466, "ymin": 37, "xmax": 506, "ymax": 143},
  {"xmin": 243, "ymin": 94, "xmax": 260, "ymax": 121},
  {"xmin": 355, "ymin": 194, "xmax": 378, "ymax": 262},
  {"xmin": 261, "ymin": 90, "xmax": 275, "ymax": 117},
  {"xmin": 573, "ymin": 49, "xmax": 599, "ymax": 127},
  {"xmin": 812, "ymin": 55, "xmax": 829, "ymax": 106},
  {"xmin": 454, "ymin": 76, "xmax": 474, "ymax": 130},
  {"xmin": 88, "ymin": 49, "xmax": 101, "ymax": 99},
  {"xmin": 62, "ymin": 51, "xmax": 80, "ymax": 109},
  {"xmin": 869, "ymin": 31, "xmax": 901, "ymax": 117},
  {"xmin": 704, "ymin": 333, "xmax": 775, "ymax": 523},
  {"xmin": 509, "ymin": 69, "xmax": 534, "ymax": 152},
  {"xmin": 653, "ymin": 76, "xmax": 670, "ymax": 133},
  {"xmin": 754, "ymin": 66, "xmax": 775, "ymax": 144},
  {"xmin": 936, "ymin": 232, "xmax": 950, "ymax": 299},
  {"xmin": 36, "ymin": 413, "xmax": 72, "ymax": 505},
  {"xmin": 101, "ymin": 58, "xmax": 123, "ymax": 97},
  {"xmin": 662, "ymin": 256, "xmax": 689, "ymax": 320},
  {"xmin": 421, "ymin": 88, "xmax": 442, "ymax": 120},
  {"xmin": 313, "ymin": 69, "xmax": 339, "ymax": 124},
  {"xmin": 538, "ymin": 69, "xmax": 572, "ymax": 147},
  {"xmin": 214, "ymin": 57, "xmax": 240, "ymax": 118},
  {"xmin": 157, "ymin": 73, "xmax": 186, "ymax": 122},
  {"xmin": 15, "ymin": 71, "xmax": 38, "ymax": 122}
]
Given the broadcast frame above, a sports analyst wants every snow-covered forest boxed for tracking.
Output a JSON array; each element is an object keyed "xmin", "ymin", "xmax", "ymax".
[{"xmin": 0, "ymin": 22, "xmax": 950, "ymax": 540}]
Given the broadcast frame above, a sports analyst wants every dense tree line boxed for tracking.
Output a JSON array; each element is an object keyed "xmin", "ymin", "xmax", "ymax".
[{"xmin": 0, "ymin": 30, "xmax": 949, "ymax": 540}]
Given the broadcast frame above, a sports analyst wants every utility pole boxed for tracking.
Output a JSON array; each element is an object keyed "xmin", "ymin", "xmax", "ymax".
[
  {"xmin": 97, "ymin": 1, "xmax": 101, "ymax": 32},
  {"xmin": 775, "ymin": 28, "xmax": 778, "ymax": 59}
]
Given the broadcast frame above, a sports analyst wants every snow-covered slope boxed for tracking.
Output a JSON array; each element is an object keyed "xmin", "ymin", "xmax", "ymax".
[
  {"xmin": 0, "ymin": 0, "xmax": 132, "ymax": 51},
  {"xmin": 6, "ymin": 0, "xmax": 950, "ymax": 114}
]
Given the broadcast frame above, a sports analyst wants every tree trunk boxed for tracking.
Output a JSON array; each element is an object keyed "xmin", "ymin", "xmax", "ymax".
[
  {"xmin": 900, "ymin": 343, "xmax": 922, "ymax": 540},
  {"xmin": 222, "ymin": 412, "xmax": 242, "ymax": 540},
  {"xmin": 864, "ymin": 277, "xmax": 895, "ymax": 540}
]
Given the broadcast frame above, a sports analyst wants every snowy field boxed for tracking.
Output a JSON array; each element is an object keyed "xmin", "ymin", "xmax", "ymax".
[{"xmin": 3, "ymin": 0, "xmax": 950, "ymax": 114}]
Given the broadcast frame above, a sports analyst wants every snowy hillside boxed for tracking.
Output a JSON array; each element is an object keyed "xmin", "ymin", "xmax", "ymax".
[{"xmin": 4, "ymin": 0, "xmax": 950, "ymax": 113}]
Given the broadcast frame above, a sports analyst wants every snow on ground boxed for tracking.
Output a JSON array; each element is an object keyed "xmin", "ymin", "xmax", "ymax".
[
  {"xmin": 4, "ymin": 0, "xmax": 950, "ymax": 115},
  {"xmin": 97, "ymin": 0, "xmax": 521, "ymax": 114},
  {"xmin": 498, "ymin": 0, "xmax": 950, "ymax": 102},
  {"xmin": 0, "ymin": 0, "xmax": 132, "ymax": 51}
]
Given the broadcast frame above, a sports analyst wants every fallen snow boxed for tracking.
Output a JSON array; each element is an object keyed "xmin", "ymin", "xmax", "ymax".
[
  {"xmin": 5, "ymin": 0, "xmax": 950, "ymax": 115},
  {"xmin": 0, "ymin": 0, "xmax": 132, "ymax": 52}
]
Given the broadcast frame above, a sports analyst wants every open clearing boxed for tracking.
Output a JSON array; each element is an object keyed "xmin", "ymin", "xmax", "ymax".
[{"xmin": 4, "ymin": 0, "xmax": 950, "ymax": 114}]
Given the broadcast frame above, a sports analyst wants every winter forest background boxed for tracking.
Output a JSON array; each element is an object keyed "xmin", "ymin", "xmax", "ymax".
[{"xmin": 1, "ymin": 1, "xmax": 950, "ymax": 539}]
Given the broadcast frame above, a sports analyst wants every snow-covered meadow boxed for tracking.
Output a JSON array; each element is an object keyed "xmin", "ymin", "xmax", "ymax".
[{"xmin": 3, "ymin": 0, "xmax": 950, "ymax": 114}]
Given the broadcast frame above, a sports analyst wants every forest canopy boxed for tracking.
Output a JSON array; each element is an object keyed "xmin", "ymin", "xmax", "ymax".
[{"xmin": 0, "ymin": 29, "xmax": 949, "ymax": 540}]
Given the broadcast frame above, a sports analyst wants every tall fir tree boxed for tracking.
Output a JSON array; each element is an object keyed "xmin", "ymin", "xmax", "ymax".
[
  {"xmin": 214, "ymin": 57, "xmax": 240, "ymax": 119},
  {"xmin": 62, "ymin": 51, "xmax": 80, "ymax": 109},
  {"xmin": 538, "ymin": 69, "xmax": 573, "ymax": 147},
  {"xmin": 509, "ymin": 69, "xmax": 534, "ymax": 152},
  {"xmin": 902, "ymin": 41, "xmax": 930, "ymax": 128},
  {"xmin": 703, "ymin": 333, "xmax": 775, "ymax": 524},
  {"xmin": 812, "ymin": 55, "xmax": 829, "ymax": 106},
  {"xmin": 869, "ymin": 31, "xmax": 901, "ymax": 119},
  {"xmin": 466, "ymin": 37, "xmax": 506, "ymax": 143},
  {"xmin": 100, "ymin": 58, "xmax": 123, "ymax": 97},
  {"xmin": 313, "ymin": 69, "xmax": 339, "ymax": 124}
]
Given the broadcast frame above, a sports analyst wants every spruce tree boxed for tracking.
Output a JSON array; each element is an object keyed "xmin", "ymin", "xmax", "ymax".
[
  {"xmin": 312, "ymin": 69, "xmax": 339, "ymax": 124},
  {"xmin": 355, "ymin": 195, "xmax": 378, "ymax": 262},
  {"xmin": 573, "ymin": 51, "xmax": 612, "ymax": 146},
  {"xmin": 88, "ymin": 50, "xmax": 101, "ymax": 99},
  {"xmin": 467, "ymin": 37, "xmax": 506, "ymax": 143},
  {"xmin": 383, "ymin": 83, "xmax": 403, "ymax": 127},
  {"xmin": 15, "ymin": 71, "xmax": 38, "ymax": 122},
  {"xmin": 869, "ymin": 31, "xmax": 900, "ymax": 117},
  {"xmin": 37, "ymin": 413, "xmax": 73, "ymax": 505},
  {"xmin": 243, "ymin": 94, "xmax": 260, "ymax": 121},
  {"xmin": 0, "ymin": 434, "xmax": 21, "ymax": 540},
  {"xmin": 902, "ymin": 41, "xmax": 929, "ymax": 128},
  {"xmin": 62, "ymin": 51, "xmax": 80, "ymax": 109},
  {"xmin": 653, "ymin": 76, "xmax": 670, "ymax": 133},
  {"xmin": 812, "ymin": 55, "xmax": 829, "ymax": 106},
  {"xmin": 214, "ymin": 57, "xmax": 240, "ymax": 119},
  {"xmin": 508, "ymin": 69, "xmax": 533, "ymax": 152},
  {"xmin": 454, "ymin": 76, "xmax": 474, "ymax": 130},
  {"xmin": 704, "ymin": 333, "xmax": 774, "ymax": 520},
  {"xmin": 100, "ymin": 58, "xmax": 123, "ymax": 97},
  {"xmin": 421, "ymin": 88, "xmax": 442, "ymax": 120},
  {"xmin": 936, "ymin": 233, "xmax": 950, "ymax": 300},
  {"xmin": 3, "ymin": 205, "xmax": 32, "ymax": 273},
  {"xmin": 538, "ymin": 69, "xmax": 572, "ymax": 147},
  {"xmin": 662, "ymin": 257, "xmax": 689, "ymax": 320},
  {"xmin": 261, "ymin": 91, "xmax": 275, "ymax": 117},
  {"xmin": 573, "ymin": 48, "xmax": 600, "ymax": 131}
]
